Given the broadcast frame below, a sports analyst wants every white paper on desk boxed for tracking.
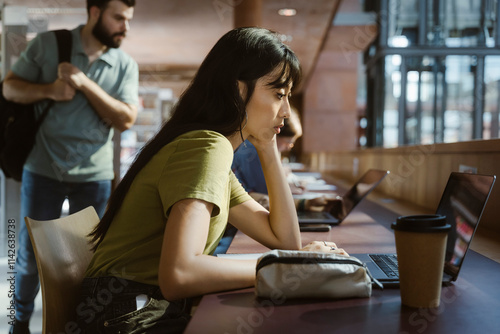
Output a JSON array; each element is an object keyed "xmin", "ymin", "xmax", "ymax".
[
  {"xmin": 286, "ymin": 162, "xmax": 305, "ymax": 171},
  {"xmin": 306, "ymin": 184, "xmax": 337, "ymax": 191},
  {"xmin": 216, "ymin": 253, "xmax": 263, "ymax": 259},
  {"xmin": 293, "ymin": 172, "xmax": 322, "ymax": 179},
  {"xmin": 293, "ymin": 192, "xmax": 334, "ymax": 199}
]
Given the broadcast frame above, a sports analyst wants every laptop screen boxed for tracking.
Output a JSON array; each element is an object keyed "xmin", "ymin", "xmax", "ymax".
[
  {"xmin": 435, "ymin": 173, "xmax": 496, "ymax": 280},
  {"xmin": 334, "ymin": 169, "xmax": 389, "ymax": 221}
]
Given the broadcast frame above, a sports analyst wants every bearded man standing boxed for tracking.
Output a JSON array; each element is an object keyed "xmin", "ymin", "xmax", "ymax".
[{"xmin": 2, "ymin": 1, "xmax": 138, "ymax": 333}]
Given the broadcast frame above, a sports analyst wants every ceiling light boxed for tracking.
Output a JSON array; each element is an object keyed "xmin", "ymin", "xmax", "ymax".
[{"xmin": 278, "ymin": 8, "xmax": 296, "ymax": 17}]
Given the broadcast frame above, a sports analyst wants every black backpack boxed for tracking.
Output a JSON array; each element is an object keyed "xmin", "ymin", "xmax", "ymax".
[{"xmin": 0, "ymin": 29, "xmax": 72, "ymax": 181}]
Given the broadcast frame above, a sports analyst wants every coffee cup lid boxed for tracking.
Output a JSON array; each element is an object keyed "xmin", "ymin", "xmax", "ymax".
[{"xmin": 391, "ymin": 214, "xmax": 451, "ymax": 233}]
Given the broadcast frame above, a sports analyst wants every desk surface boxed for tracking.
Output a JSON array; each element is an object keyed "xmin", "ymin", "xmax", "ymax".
[{"xmin": 185, "ymin": 199, "xmax": 500, "ymax": 334}]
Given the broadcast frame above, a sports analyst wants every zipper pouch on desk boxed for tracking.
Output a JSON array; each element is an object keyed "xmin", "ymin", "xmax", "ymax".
[{"xmin": 255, "ymin": 249, "xmax": 382, "ymax": 300}]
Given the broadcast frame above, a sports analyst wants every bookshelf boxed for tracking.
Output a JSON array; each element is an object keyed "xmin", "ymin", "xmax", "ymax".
[{"xmin": 118, "ymin": 87, "xmax": 174, "ymax": 179}]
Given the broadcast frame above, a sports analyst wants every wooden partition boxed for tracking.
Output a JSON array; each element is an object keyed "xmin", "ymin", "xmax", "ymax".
[{"xmin": 305, "ymin": 139, "xmax": 500, "ymax": 233}]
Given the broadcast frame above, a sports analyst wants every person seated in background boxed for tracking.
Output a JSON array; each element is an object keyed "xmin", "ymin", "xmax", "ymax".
[
  {"xmin": 213, "ymin": 108, "xmax": 335, "ymax": 255},
  {"xmin": 232, "ymin": 108, "xmax": 328, "ymax": 211}
]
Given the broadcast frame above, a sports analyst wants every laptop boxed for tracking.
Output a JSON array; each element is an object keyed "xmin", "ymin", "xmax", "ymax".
[
  {"xmin": 297, "ymin": 169, "xmax": 389, "ymax": 225},
  {"xmin": 355, "ymin": 172, "xmax": 496, "ymax": 287}
]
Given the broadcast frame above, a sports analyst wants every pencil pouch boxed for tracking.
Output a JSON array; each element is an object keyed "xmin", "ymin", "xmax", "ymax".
[{"xmin": 255, "ymin": 249, "xmax": 381, "ymax": 299}]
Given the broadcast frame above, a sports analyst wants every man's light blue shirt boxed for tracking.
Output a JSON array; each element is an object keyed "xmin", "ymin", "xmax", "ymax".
[{"xmin": 12, "ymin": 26, "xmax": 139, "ymax": 182}]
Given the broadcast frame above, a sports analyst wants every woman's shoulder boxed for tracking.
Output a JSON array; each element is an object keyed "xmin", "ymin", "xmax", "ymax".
[
  {"xmin": 155, "ymin": 130, "xmax": 234, "ymax": 176},
  {"xmin": 179, "ymin": 129, "xmax": 227, "ymax": 140},
  {"xmin": 175, "ymin": 130, "xmax": 231, "ymax": 149},
  {"xmin": 159, "ymin": 130, "xmax": 232, "ymax": 162}
]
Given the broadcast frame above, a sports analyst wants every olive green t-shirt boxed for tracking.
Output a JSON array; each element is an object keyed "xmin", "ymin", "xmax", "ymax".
[{"xmin": 85, "ymin": 130, "xmax": 252, "ymax": 285}]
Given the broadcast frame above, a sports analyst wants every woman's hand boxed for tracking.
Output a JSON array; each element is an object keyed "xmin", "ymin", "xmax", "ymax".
[
  {"xmin": 234, "ymin": 134, "xmax": 301, "ymax": 251},
  {"xmin": 289, "ymin": 182, "xmax": 305, "ymax": 195},
  {"xmin": 301, "ymin": 240, "xmax": 349, "ymax": 256},
  {"xmin": 249, "ymin": 192, "xmax": 270, "ymax": 210},
  {"xmin": 304, "ymin": 196, "xmax": 328, "ymax": 211},
  {"xmin": 247, "ymin": 134, "xmax": 277, "ymax": 154},
  {"xmin": 301, "ymin": 196, "xmax": 345, "ymax": 217}
]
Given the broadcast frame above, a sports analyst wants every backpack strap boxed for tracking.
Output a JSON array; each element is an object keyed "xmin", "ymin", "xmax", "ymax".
[
  {"xmin": 54, "ymin": 29, "xmax": 73, "ymax": 64},
  {"xmin": 38, "ymin": 29, "xmax": 73, "ymax": 124}
]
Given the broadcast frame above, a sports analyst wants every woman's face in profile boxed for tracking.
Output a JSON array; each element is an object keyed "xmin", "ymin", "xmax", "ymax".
[{"xmin": 241, "ymin": 73, "xmax": 293, "ymax": 142}]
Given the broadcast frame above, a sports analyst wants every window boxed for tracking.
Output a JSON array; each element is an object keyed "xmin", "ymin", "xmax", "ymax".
[
  {"xmin": 484, "ymin": 56, "xmax": 500, "ymax": 139},
  {"xmin": 365, "ymin": 0, "xmax": 500, "ymax": 147}
]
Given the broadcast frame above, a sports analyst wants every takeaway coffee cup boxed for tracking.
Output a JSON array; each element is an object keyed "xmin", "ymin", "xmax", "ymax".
[{"xmin": 391, "ymin": 214, "xmax": 451, "ymax": 308}]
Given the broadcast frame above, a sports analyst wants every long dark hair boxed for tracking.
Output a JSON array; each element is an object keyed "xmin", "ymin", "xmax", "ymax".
[{"xmin": 89, "ymin": 27, "xmax": 301, "ymax": 249}]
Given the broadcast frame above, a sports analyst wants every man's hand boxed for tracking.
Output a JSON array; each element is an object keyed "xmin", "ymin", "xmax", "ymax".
[
  {"xmin": 51, "ymin": 78, "xmax": 76, "ymax": 101},
  {"xmin": 58, "ymin": 62, "xmax": 88, "ymax": 90},
  {"xmin": 56, "ymin": 62, "xmax": 137, "ymax": 131}
]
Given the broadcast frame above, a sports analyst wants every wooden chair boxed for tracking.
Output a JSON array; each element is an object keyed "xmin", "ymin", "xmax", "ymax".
[{"xmin": 25, "ymin": 206, "xmax": 99, "ymax": 334}]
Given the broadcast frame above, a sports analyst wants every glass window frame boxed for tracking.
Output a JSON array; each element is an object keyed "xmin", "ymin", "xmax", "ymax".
[{"xmin": 364, "ymin": 0, "xmax": 500, "ymax": 148}]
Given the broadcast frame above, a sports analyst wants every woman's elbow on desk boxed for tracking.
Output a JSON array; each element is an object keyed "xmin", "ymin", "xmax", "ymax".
[
  {"xmin": 158, "ymin": 256, "xmax": 257, "ymax": 300},
  {"xmin": 158, "ymin": 265, "xmax": 197, "ymax": 301}
]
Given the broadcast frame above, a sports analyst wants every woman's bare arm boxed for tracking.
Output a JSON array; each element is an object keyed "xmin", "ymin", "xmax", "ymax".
[{"xmin": 158, "ymin": 199, "xmax": 257, "ymax": 300}]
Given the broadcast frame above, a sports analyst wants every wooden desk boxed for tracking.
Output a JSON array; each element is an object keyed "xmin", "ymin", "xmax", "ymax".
[{"xmin": 185, "ymin": 200, "xmax": 500, "ymax": 334}]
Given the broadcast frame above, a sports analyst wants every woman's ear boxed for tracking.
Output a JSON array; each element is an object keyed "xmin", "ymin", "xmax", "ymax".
[{"xmin": 237, "ymin": 81, "xmax": 247, "ymax": 101}]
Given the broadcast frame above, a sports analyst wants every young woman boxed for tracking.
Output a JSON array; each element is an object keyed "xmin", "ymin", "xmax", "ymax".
[
  {"xmin": 77, "ymin": 27, "xmax": 344, "ymax": 333},
  {"xmin": 231, "ymin": 108, "xmax": 329, "ymax": 211}
]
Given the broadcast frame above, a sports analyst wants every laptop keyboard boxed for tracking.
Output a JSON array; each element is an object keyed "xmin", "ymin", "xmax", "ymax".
[{"xmin": 369, "ymin": 254, "xmax": 399, "ymax": 278}]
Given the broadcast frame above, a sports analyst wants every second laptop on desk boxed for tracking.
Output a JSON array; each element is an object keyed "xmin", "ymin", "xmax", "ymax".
[
  {"xmin": 297, "ymin": 169, "xmax": 389, "ymax": 226},
  {"xmin": 355, "ymin": 172, "xmax": 496, "ymax": 287}
]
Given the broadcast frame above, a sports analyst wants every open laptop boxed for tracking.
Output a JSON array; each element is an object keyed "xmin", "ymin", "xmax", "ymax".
[
  {"xmin": 297, "ymin": 169, "xmax": 389, "ymax": 225},
  {"xmin": 355, "ymin": 172, "xmax": 496, "ymax": 287}
]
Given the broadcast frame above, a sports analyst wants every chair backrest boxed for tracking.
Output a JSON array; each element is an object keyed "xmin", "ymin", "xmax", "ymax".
[{"xmin": 25, "ymin": 206, "xmax": 99, "ymax": 334}]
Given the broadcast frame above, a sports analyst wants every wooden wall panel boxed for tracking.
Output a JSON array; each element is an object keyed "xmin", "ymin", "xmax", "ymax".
[{"xmin": 304, "ymin": 139, "xmax": 500, "ymax": 233}]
